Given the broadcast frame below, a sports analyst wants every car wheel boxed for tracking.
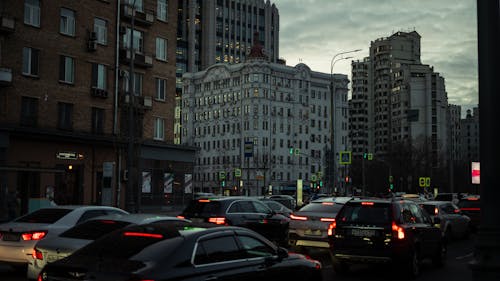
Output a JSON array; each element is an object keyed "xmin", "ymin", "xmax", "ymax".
[
  {"xmin": 432, "ymin": 241, "xmax": 447, "ymax": 267},
  {"xmin": 406, "ymin": 250, "xmax": 420, "ymax": 278}
]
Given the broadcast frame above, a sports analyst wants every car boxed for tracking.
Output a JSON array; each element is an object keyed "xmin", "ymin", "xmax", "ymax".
[
  {"xmin": 0, "ymin": 205, "xmax": 128, "ymax": 270},
  {"xmin": 419, "ymin": 201, "xmax": 471, "ymax": 241},
  {"xmin": 434, "ymin": 193, "xmax": 461, "ymax": 205},
  {"xmin": 39, "ymin": 223, "xmax": 323, "ymax": 281},
  {"xmin": 259, "ymin": 199, "xmax": 293, "ymax": 217},
  {"xmin": 288, "ymin": 197, "xmax": 351, "ymax": 251},
  {"xmin": 265, "ymin": 194, "xmax": 297, "ymax": 210},
  {"xmin": 193, "ymin": 192, "xmax": 218, "ymax": 200},
  {"xmin": 27, "ymin": 213, "xmax": 191, "ymax": 280},
  {"xmin": 178, "ymin": 196, "xmax": 290, "ymax": 246},
  {"xmin": 457, "ymin": 195, "xmax": 481, "ymax": 231},
  {"xmin": 328, "ymin": 198, "xmax": 445, "ymax": 278}
]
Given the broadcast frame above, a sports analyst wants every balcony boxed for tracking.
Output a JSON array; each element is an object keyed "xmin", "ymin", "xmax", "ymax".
[
  {"xmin": 0, "ymin": 68, "xmax": 12, "ymax": 86},
  {"xmin": 0, "ymin": 16, "xmax": 15, "ymax": 33},
  {"xmin": 121, "ymin": 4, "xmax": 154, "ymax": 27},
  {"xmin": 119, "ymin": 48, "xmax": 153, "ymax": 68},
  {"xmin": 91, "ymin": 87, "xmax": 108, "ymax": 98},
  {"xmin": 122, "ymin": 94, "xmax": 152, "ymax": 110}
]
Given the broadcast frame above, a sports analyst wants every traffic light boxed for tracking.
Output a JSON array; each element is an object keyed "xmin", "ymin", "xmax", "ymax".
[
  {"xmin": 289, "ymin": 147, "xmax": 294, "ymax": 155},
  {"xmin": 363, "ymin": 153, "xmax": 368, "ymax": 159},
  {"xmin": 221, "ymin": 180, "xmax": 226, "ymax": 187},
  {"xmin": 319, "ymin": 180, "xmax": 323, "ymax": 187},
  {"xmin": 390, "ymin": 183, "xmax": 394, "ymax": 190}
]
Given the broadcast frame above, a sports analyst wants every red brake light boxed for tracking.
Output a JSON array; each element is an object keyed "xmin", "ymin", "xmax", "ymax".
[
  {"xmin": 176, "ymin": 215, "xmax": 185, "ymax": 219},
  {"xmin": 320, "ymin": 218, "xmax": 336, "ymax": 222},
  {"xmin": 22, "ymin": 231, "xmax": 47, "ymax": 241},
  {"xmin": 123, "ymin": 232, "xmax": 163, "ymax": 239},
  {"xmin": 32, "ymin": 248, "xmax": 43, "ymax": 260},
  {"xmin": 434, "ymin": 207, "xmax": 439, "ymax": 215},
  {"xmin": 361, "ymin": 202, "xmax": 374, "ymax": 206},
  {"xmin": 327, "ymin": 220, "xmax": 336, "ymax": 236},
  {"xmin": 208, "ymin": 217, "xmax": 226, "ymax": 225},
  {"xmin": 392, "ymin": 222, "xmax": 405, "ymax": 239},
  {"xmin": 461, "ymin": 207, "xmax": 480, "ymax": 211},
  {"xmin": 198, "ymin": 199, "xmax": 210, "ymax": 203},
  {"xmin": 290, "ymin": 214, "xmax": 308, "ymax": 221},
  {"xmin": 99, "ymin": 220, "xmax": 116, "ymax": 224},
  {"xmin": 321, "ymin": 202, "xmax": 334, "ymax": 206}
]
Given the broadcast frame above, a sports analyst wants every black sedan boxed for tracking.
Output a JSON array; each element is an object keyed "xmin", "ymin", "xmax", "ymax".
[{"xmin": 39, "ymin": 223, "xmax": 322, "ymax": 281}]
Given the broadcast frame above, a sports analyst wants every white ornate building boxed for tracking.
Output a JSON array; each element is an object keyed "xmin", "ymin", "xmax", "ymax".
[{"xmin": 181, "ymin": 42, "xmax": 349, "ymax": 196}]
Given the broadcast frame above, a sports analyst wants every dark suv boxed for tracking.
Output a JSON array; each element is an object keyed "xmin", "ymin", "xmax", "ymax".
[
  {"xmin": 179, "ymin": 196, "xmax": 290, "ymax": 246},
  {"xmin": 328, "ymin": 198, "xmax": 445, "ymax": 278}
]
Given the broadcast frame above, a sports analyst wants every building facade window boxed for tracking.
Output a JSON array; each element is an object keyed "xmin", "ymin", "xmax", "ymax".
[
  {"xmin": 24, "ymin": 0, "xmax": 40, "ymax": 27},
  {"xmin": 91, "ymin": 63, "xmax": 107, "ymax": 90},
  {"xmin": 154, "ymin": 117, "xmax": 165, "ymax": 140},
  {"xmin": 123, "ymin": 28, "xmax": 143, "ymax": 52},
  {"xmin": 157, "ymin": 0, "xmax": 168, "ymax": 21},
  {"xmin": 20, "ymin": 96, "xmax": 38, "ymax": 127},
  {"xmin": 125, "ymin": 0, "xmax": 143, "ymax": 12},
  {"xmin": 91, "ymin": 107, "xmax": 104, "ymax": 134},
  {"xmin": 94, "ymin": 18, "xmax": 107, "ymax": 45},
  {"xmin": 60, "ymin": 8, "xmax": 75, "ymax": 36},
  {"xmin": 156, "ymin": 78, "xmax": 166, "ymax": 101},
  {"xmin": 22, "ymin": 47, "xmax": 39, "ymax": 76},
  {"xmin": 58, "ymin": 102, "xmax": 73, "ymax": 130},
  {"xmin": 156, "ymin": 37, "xmax": 167, "ymax": 61},
  {"xmin": 59, "ymin": 56, "xmax": 74, "ymax": 84}
]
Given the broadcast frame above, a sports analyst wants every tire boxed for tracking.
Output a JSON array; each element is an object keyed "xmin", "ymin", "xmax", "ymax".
[
  {"xmin": 432, "ymin": 241, "xmax": 447, "ymax": 267},
  {"xmin": 406, "ymin": 250, "xmax": 420, "ymax": 279}
]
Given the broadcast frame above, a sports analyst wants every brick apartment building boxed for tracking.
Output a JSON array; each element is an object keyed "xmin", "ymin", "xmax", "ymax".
[{"xmin": 0, "ymin": 0, "xmax": 196, "ymax": 218}]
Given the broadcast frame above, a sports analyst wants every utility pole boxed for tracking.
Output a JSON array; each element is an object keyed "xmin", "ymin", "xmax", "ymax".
[{"xmin": 125, "ymin": 0, "xmax": 136, "ymax": 213}]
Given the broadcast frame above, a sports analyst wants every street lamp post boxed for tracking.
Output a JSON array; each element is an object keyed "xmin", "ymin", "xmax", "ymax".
[{"xmin": 329, "ymin": 49, "xmax": 361, "ymax": 195}]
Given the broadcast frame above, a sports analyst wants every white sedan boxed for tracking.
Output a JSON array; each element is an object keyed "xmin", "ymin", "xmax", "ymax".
[
  {"xmin": 0, "ymin": 205, "xmax": 128, "ymax": 271},
  {"xmin": 27, "ymin": 213, "xmax": 191, "ymax": 280}
]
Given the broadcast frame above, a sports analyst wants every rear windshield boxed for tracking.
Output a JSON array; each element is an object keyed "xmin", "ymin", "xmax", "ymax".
[
  {"xmin": 299, "ymin": 202, "xmax": 343, "ymax": 213},
  {"xmin": 421, "ymin": 204, "xmax": 436, "ymax": 215},
  {"xmin": 60, "ymin": 220, "xmax": 131, "ymax": 240},
  {"xmin": 183, "ymin": 200, "xmax": 223, "ymax": 217},
  {"xmin": 458, "ymin": 199, "xmax": 480, "ymax": 208},
  {"xmin": 337, "ymin": 203, "xmax": 391, "ymax": 225},
  {"xmin": 76, "ymin": 225, "xmax": 180, "ymax": 259},
  {"xmin": 15, "ymin": 208, "xmax": 72, "ymax": 224}
]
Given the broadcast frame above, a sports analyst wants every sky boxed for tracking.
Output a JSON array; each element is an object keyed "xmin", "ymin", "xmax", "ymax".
[{"xmin": 272, "ymin": 0, "xmax": 478, "ymax": 116}]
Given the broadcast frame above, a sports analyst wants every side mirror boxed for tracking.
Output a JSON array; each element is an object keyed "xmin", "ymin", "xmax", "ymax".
[{"xmin": 277, "ymin": 246, "xmax": 288, "ymax": 260}]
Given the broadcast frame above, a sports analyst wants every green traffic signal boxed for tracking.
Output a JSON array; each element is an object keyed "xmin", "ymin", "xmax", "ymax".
[
  {"xmin": 390, "ymin": 183, "xmax": 394, "ymax": 190},
  {"xmin": 289, "ymin": 147, "xmax": 294, "ymax": 155}
]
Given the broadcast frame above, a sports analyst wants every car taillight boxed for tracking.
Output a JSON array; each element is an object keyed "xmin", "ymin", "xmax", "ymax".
[
  {"xmin": 176, "ymin": 215, "xmax": 185, "ymax": 219},
  {"xmin": 392, "ymin": 222, "xmax": 405, "ymax": 239},
  {"xmin": 208, "ymin": 217, "xmax": 226, "ymax": 225},
  {"xmin": 461, "ymin": 207, "xmax": 480, "ymax": 211},
  {"xmin": 32, "ymin": 248, "xmax": 43, "ymax": 260},
  {"xmin": 290, "ymin": 214, "xmax": 308, "ymax": 221},
  {"xmin": 320, "ymin": 217, "xmax": 336, "ymax": 222},
  {"xmin": 22, "ymin": 231, "xmax": 47, "ymax": 241},
  {"xmin": 327, "ymin": 220, "xmax": 336, "ymax": 236},
  {"xmin": 434, "ymin": 207, "xmax": 439, "ymax": 215}
]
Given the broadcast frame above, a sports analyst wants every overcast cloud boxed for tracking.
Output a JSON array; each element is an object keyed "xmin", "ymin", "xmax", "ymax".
[{"xmin": 272, "ymin": 0, "xmax": 478, "ymax": 115}]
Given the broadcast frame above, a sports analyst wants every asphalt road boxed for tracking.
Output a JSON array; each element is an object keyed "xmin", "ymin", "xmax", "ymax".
[{"xmin": 0, "ymin": 234, "xmax": 476, "ymax": 281}]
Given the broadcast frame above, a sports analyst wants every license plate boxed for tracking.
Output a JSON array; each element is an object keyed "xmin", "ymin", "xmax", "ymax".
[
  {"xmin": 191, "ymin": 218, "xmax": 204, "ymax": 223},
  {"xmin": 350, "ymin": 229, "xmax": 376, "ymax": 237},
  {"xmin": 304, "ymin": 229, "xmax": 322, "ymax": 236},
  {"xmin": 1, "ymin": 233, "xmax": 20, "ymax": 241}
]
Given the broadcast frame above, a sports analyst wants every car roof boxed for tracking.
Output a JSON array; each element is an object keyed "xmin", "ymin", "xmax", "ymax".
[
  {"xmin": 311, "ymin": 196, "xmax": 353, "ymax": 204},
  {"xmin": 420, "ymin": 200, "xmax": 452, "ymax": 205},
  {"xmin": 86, "ymin": 213, "xmax": 188, "ymax": 224}
]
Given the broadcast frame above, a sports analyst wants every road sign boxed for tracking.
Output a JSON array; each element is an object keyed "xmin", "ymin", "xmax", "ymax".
[
  {"xmin": 219, "ymin": 171, "xmax": 226, "ymax": 180},
  {"xmin": 294, "ymin": 148, "xmax": 300, "ymax": 156},
  {"xmin": 339, "ymin": 151, "xmax": 351, "ymax": 165},
  {"xmin": 234, "ymin": 168, "xmax": 242, "ymax": 177},
  {"xmin": 244, "ymin": 141, "xmax": 253, "ymax": 157},
  {"xmin": 367, "ymin": 153, "xmax": 373, "ymax": 160},
  {"xmin": 419, "ymin": 177, "xmax": 425, "ymax": 187},
  {"xmin": 425, "ymin": 177, "xmax": 431, "ymax": 187},
  {"xmin": 311, "ymin": 174, "xmax": 317, "ymax": 182}
]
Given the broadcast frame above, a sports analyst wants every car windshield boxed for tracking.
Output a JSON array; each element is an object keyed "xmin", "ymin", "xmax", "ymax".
[
  {"xmin": 60, "ymin": 219, "xmax": 131, "ymax": 240},
  {"xmin": 337, "ymin": 203, "xmax": 391, "ymax": 224},
  {"xmin": 15, "ymin": 208, "xmax": 72, "ymax": 223},
  {"xmin": 299, "ymin": 202, "xmax": 343, "ymax": 213}
]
